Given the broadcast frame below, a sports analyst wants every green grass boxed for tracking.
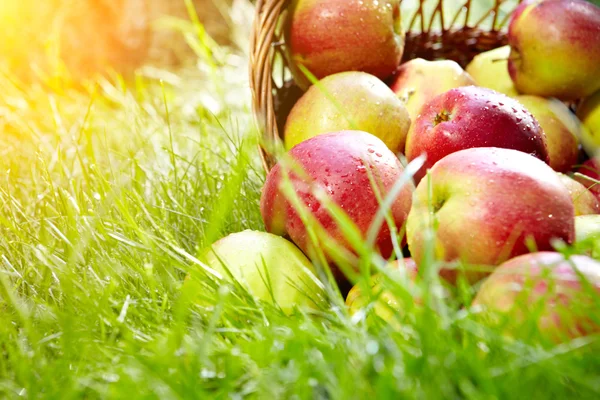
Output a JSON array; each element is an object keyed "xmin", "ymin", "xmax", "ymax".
[{"xmin": 1, "ymin": 2, "xmax": 600, "ymax": 399}]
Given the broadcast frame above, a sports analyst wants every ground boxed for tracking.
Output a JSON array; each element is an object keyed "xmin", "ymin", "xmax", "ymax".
[{"xmin": 0, "ymin": 1, "xmax": 599, "ymax": 399}]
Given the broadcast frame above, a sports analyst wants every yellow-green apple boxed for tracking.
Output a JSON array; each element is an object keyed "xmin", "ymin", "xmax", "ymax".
[
  {"xmin": 577, "ymin": 91, "xmax": 600, "ymax": 158},
  {"xmin": 284, "ymin": 71, "xmax": 411, "ymax": 152},
  {"xmin": 185, "ymin": 230, "xmax": 325, "ymax": 314},
  {"xmin": 515, "ymin": 95, "xmax": 581, "ymax": 172},
  {"xmin": 575, "ymin": 214, "xmax": 600, "ymax": 242},
  {"xmin": 466, "ymin": 45, "xmax": 519, "ymax": 97},
  {"xmin": 574, "ymin": 158, "xmax": 600, "ymax": 201},
  {"xmin": 557, "ymin": 173, "xmax": 600, "ymax": 215},
  {"xmin": 473, "ymin": 252, "xmax": 600, "ymax": 343},
  {"xmin": 261, "ymin": 131, "xmax": 414, "ymax": 279},
  {"xmin": 407, "ymin": 147, "xmax": 575, "ymax": 284},
  {"xmin": 389, "ymin": 58, "xmax": 475, "ymax": 122},
  {"xmin": 507, "ymin": 0, "xmax": 600, "ymax": 100},
  {"xmin": 284, "ymin": 0, "xmax": 404, "ymax": 89},
  {"xmin": 346, "ymin": 258, "xmax": 418, "ymax": 322},
  {"xmin": 405, "ymin": 86, "xmax": 549, "ymax": 183}
]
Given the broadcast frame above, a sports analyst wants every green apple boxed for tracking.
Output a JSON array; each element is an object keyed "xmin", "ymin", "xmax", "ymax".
[
  {"xmin": 557, "ymin": 173, "xmax": 600, "ymax": 216},
  {"xmin": 516, "ymin": 95, "xmax": 581, "ymax": 172},
  {"xmin": 507, "ymin": 0, "xmax": 600, "ymax": 100},
  {"xmin": 466, "ymin": 45, "xmax": 519, "ymax": 97},
  {"xmin": 389, "ymin": 58, "xmax": 475, "ymax": 122},
  {"xmin": 577, "ymin": 91, "xmax": 600, "ymax": 158},
  {"xmin": 284, "ymin": 72, "xmax": 411, "ymax": 152},
  {"xmin": 575, "ymin": 214, "xmax": 600, "ymax": 242},
  {"xmin": 186, "ymin": 230, "xmax": 326, "ymax": 314},
  {"xmin": 473, "ymin": 252, "xmax": 600, "ymax": 343},
  {"xmin": 346, "ymin": 259, "xmax": 418, "ymax": 324},
  {"xmin": 284, "ymin": 0, "xmax": 404, "ymax": 89}
]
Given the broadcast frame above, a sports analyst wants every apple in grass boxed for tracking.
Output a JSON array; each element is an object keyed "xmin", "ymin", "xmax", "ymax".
[
  {"xmin": 466, "ymin": 45, "xmax": 519, "ymax": 97},
  {"xmin": 284, "ymin": 0, "xmax": 404, "ymax": 90},
  {"xmin": 405, "ymin": 86, "xmax": 549, "ymax": 183},
  {"xmin": 261, "ymin": 131, "xmax": 415, "ymax": 281},
  {"xmin": 346, "ymin": 259, "xmax": 419, "ymax": 323},
  {"xmin": 507, "ymin": 0, "xmax": 600, "ymax": 100},
  {"xmin": 557, "ymin": 173, "xmax": 600, "ymax": 216},
  {"xmin": 284, "ymin": 71, "xmax": 411, "ymax": 153},
  {"xmin": 407, "ymin": 147, "xmax": 575, "ymax": 284},
  {"xmin": 473, "ymin": 252, "xmax": 600, "ymax": 343},
  {"xmin": 575, "ymin": 214, "xmax": 600, "ymax": 243},
  {"xmin": 515, "ymin": 95, "xmax": 581, "ymax": 172},
  {"xmin": 577, "ymin": 91, "xmax": 600, "ymax": 158},
  {"xmin": 389, "ymin": 58, "xmax": 475, "ymax": 122},
  {"xmin": 184, "ymin": 230, "xmax": 326, "ymax": 314}
]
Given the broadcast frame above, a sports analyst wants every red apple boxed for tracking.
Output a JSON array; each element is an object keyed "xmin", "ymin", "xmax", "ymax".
[
  {"xmin": 557, "ymin": 173, "xmax": 600, "ymax": 216},
  {"xmin": 284, "ymin": 0, "xmax": 404, "ymax": 89},
  {"xmin": 284, "ymin": 72, "xmax": 411, "ymax": 152},
  {"xmin": 261, "ymin": 131, "xmax": 414, "ymax": 276},
  {"xmin": 574, "ymin": 158, "xmax": 600, "ymax": 202},
  {"xmin": 407, "ymin": 147, "xmax": 575, "ymax": 284},
  {"xmin": 405, "ymin": 86, "xmax": 549, "ymax": 183},
  {"xmin": 389, "ymin": 58, "xmax": 475, "ymax": 122},
  {"xmin": 507, "ymin": 0, "xmax": 600, "ymax": 100},
  {"xmin": 473, "ymin": 252, "xmax": 600, "ymax": 342}
]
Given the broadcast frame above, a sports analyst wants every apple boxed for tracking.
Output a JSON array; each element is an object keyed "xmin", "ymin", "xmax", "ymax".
[
  {"xmin": 284, "ymin": 71, "xmax": 411, "ymax": 152},
  {"xmin": 577, "ymin": 91, "xmax": 600, "ymax": 158},
  {"xmin": 557, "ymin": 173, "xmax": 600, "ymax": 216},
  {"xmin": 389, "ymin": 58, "xmax": 475, "ymax": 122},
  {"xmin": 407, "ymin": 147, "xmax": 575, "ymax": 284},
  {"xmin": 515, "ymin": 95, "xmax": 581, "ymax": 172},
  {"xmin": 346, "ymin": 258, "xmax": 418, "ymax": 324},
  {"xmin": 574, "ymin": 158, "xmax": 600, "ymax": 201},
  {"xmin": 507, "ymin": 0, "xmax": 600, "ymax": 100},
  {"xmin": 185, "ymin": 230, "xmax": 326, "ymax": 314},
  {"xmin": 473, "ymin": 252, "xmax": 600, "ymax": 342},
  {"xmin": 405, "ymin": 86, "xmax": 549, "ymax": 183},
  {"xmin": 284, "ymin": 0, "xmax": 404, "ymax": 89},
  {"xmin": 575, "ymin": 214, "xmax": 600, "ymax": 242},
  {"xmin": 466, "ymin": 45, "xmax": 519, "ymax": 97},
  {"xmin": 261, "ymin": 131, "xmax": 415, "ymax": 278}
]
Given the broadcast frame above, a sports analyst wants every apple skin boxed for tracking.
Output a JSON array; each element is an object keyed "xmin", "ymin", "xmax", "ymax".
[
  {"xmin": 284, "ymin": 72, "xmax": 411, "ymax": 153},
  {"xmin": 389, "ymin": 58, "xmax": 475, "ymax": 122},
  {"xmin": 407, "ymin": 147, "xmax": 575, "ymax": 284},
  {"xmin": 346, "ymin": 258, "xmax": 418, "ymax": 322},
  {"xmin": 574, "ymin": 158, "xmax": 600, "ymax": 202},
  {"xmin": 466, "ymin": 45, "xmax": 519, "ymax": 97},
  {"xmin": 186, "ymin": 230, "xmax": 325, "ymax": 314},
  {"xmin": 405, "ymin": 86, "xmax": 549, "ymax": 183},
  {"xmin": 515, "ymin": 95, "xmax": 581, "ymax": 172},
  {"xmin": 284, "ymin": 0, "xmax": 404, "ymax": 89},
  {"xmin": 557, "ymin": 173, "xmax": 600, "ymax": 216},
  {"xmin": 473, "ymin": 252, "xmax": 600, "ymax": 342},
  {"xmin": 577, "ymin": 91, "xmax": 600, "ymax": 158},
  {"xmin": 507, "ymin": 0, "xmax": 600, "ymax": 100},
  {"xmin": 261, "ymin": 131, "xmax": 414, "ymax": 275}
]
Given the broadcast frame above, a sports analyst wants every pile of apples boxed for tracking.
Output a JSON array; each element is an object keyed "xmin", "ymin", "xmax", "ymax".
[{"xmin": 188, "ymin": 0, "xmax": 600, "ymax": 342}]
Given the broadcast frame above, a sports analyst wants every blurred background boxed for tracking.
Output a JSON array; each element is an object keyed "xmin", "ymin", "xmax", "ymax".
[{"xmin": 0, "ymin": 0, "xmax": 247, "ymax": 81}]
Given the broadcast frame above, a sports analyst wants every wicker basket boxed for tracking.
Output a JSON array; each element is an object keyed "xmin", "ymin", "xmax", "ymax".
[{"xmin": 249, "ymin": 0, "xmax": 523, "ymax": 172}]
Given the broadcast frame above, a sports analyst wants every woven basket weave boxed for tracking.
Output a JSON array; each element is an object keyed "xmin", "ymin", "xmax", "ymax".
[{"xmin": 249, "ymin": 0, "xmax": 523, "ymax": 171}]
